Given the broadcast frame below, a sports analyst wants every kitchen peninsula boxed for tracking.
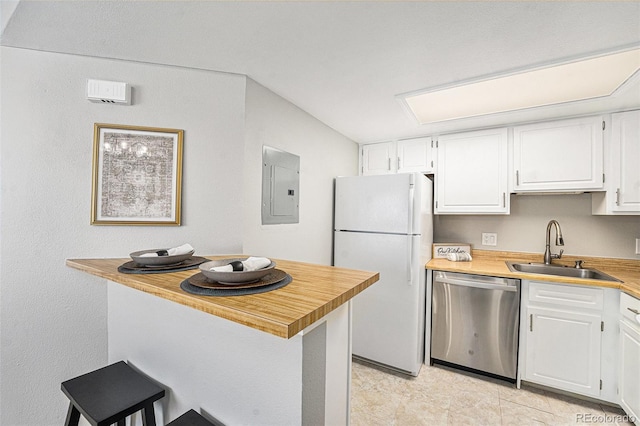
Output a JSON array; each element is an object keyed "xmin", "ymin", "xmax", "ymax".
[{"xmin": 66, "ymin": 256, "xmax": 379, "ymax": 425}]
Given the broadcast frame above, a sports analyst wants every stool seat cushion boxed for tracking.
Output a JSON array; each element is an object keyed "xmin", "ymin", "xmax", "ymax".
[
  {"xmin": 61, "ymin": 361, "xmax": 165, "ymax": 426},
  {"xmin": 167, "ymin": 409, "xmax": 218, "ymax": 426}
]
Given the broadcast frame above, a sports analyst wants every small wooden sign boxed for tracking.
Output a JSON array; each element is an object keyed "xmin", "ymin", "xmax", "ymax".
[{"xmin": 432, "ymin": 243, "xmax": 472, "ymax": 259}]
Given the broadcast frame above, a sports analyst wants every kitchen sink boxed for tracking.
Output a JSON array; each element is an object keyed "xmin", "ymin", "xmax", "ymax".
[{"xmin": 505, "ymin": 261, "xmax": 621, "ymax": 282}]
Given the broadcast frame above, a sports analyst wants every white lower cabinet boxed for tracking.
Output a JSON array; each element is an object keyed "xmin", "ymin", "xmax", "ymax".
[
  {"xmin": 525, "ymin": 305, "xmax": 602, "ymax": 397},
  {"xmin": 519, "ymin": 280, "xmax": 618, "ymax": 403},
  {"xmin": 620, "ymin": 292, "xmax": 640, "ymax": 425}
]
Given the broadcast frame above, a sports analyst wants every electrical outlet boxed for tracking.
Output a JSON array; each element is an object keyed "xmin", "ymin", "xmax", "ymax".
[
  {"xmin": 482, "ymin": 233, "xmax": 498, "ymax": 246},
  {"xmin": 636, "ymin": 238, "xmax": 640, "ymax": 255}
]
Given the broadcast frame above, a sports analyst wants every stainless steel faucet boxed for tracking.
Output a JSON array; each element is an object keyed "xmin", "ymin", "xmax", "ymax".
[{"xmin": 543, "ymin": 220, "xmax": 564, "ymax": 264}]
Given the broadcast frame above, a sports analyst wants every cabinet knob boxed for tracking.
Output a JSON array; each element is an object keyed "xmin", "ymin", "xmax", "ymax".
[{"xmin": 616, "ymin": 188, "xmax": 621, "ymax": 206}]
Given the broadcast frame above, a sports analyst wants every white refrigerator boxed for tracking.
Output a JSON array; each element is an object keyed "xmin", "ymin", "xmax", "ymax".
[{"xmin": 333, "ymin": 173, "xmax": 433, "ymax": 376}]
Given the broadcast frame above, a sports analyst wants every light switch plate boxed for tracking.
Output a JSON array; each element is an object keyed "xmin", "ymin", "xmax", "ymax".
[{"xmin": 482, "ymin": 232, "xmax": 498, "ymax": 246}]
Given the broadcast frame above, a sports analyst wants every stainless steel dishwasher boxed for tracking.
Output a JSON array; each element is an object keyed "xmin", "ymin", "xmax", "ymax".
[{"xmin": 431, "ymin": 271, "xmax": 521, "ymax": 381}]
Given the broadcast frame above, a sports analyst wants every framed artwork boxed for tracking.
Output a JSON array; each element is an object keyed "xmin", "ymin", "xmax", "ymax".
[{"xmin": 91, "ymin": 123, "xmax": 184, "ymax": 225}]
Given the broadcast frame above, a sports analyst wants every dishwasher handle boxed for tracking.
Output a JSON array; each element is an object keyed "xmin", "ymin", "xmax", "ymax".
[{"xmin": 435, "ymin": 275, "xmax": 518, "ymax": 292}]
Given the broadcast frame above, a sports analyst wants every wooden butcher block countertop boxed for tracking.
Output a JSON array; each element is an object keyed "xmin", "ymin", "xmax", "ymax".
[
  {"xmin": 427, "ymin": 250, "xmax": 640, "ymax": 299},
  {"xmin": 66, "ymin": 256, "xmax": 379, "ymax": 339}
]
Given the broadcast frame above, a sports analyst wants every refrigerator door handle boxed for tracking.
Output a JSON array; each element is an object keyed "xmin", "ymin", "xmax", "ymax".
[
  {"xmin": 407, "ymin": 175, "xmax": 415, "ymax": 234},
  {"xmin": 407, "ymin": 176, "xmax": 415, "ymax": 282},
  {"xmin": 407, "ymin": 235, "xmax": 413, "ymax": 283}
]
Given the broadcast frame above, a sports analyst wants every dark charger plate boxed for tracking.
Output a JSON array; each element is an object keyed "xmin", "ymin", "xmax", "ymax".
[
  {"xmin": 118, "ymin": 256, "xmax": 209, "ymax": 274},
  {"xmin": 189, "ymin": 269, "xmax": 287, "ymax": 289},
  {"xmin": 180, "ymin": 269, "xmax": 291, "ymax": 296}
]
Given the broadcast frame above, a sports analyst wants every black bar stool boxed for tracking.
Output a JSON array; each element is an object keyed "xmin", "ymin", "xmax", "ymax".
[
  {"xmin": 61, "ymin": 361, "xmax": 165, "ymax": 426},
  {"xmin": 167, "ymin": 409, "xmax": 219, "ymax": 426}
]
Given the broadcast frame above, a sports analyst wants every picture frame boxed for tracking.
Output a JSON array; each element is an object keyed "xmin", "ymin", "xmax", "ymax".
[{"xmin": 91, "ymin": 123, "xmax": 184, "ymax": 225}]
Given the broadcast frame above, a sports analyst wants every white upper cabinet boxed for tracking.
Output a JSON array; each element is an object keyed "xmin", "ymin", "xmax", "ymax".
[
  {"xmin": 593, "ymin": 110, "xmax": 640, "ymax": 215},
  {"xmin": 361, "ymin": 142, "xmax": 396, "ymax": 175},
  {"xmin": 513, "ymin": 116, "xmax": 604, "ymax": 192},
  {"xmin": 397, "ymin": 137, "xmax": 434, "ymax": 174},
  {"xmin": 435, "ymin": 128, "xmax": 509, "ymax": 214},
  {"xmin": 361, "ymin": 138, "xmax": 434, "ymax": 176}
]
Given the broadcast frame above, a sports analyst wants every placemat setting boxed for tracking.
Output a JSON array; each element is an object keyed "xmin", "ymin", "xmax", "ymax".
[
  {"xmin": 180, "ymin": 269, "xmax": 292, "ymax": 296},
  {"xmin": 118, "ymin": 256, "xmax": 209, "ymax": 274}
]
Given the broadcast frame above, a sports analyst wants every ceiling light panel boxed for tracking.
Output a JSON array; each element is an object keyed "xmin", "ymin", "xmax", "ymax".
[{"xmin": 403, "ymin": 48, "xmax": 640, "ymax": 125}]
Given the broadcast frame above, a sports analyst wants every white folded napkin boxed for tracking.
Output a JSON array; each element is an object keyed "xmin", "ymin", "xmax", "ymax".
[
  {"xmin": 167, "ymin": 243, "xmax": 194, "ymax": 256},
  {"xmin": 242, "ymin": 256, "xmax": 271, "ymax": 271},
  {"xmin": 209, "ymin": 257, "xmax": 271, "ymax": 272},
  {"xmin": 210, "ymin": 264, "xmax": 234, "ymax": 272},
  {"xmin": 140, "ymin": 243, "xmax": 194, "ymax": 257}
]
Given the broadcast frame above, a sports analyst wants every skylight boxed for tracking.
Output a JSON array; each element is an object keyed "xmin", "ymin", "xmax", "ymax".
[{"xmin": 401, "ymin": 48, "xmax": 640, "ymax": 125}]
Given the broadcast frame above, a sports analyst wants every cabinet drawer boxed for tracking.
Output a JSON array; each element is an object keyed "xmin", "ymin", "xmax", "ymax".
[
  {"xmin": 621, "ymin": 292, "xmax": 640, "ymax": 326},
  {"xmin": 529, "ymin": 281, "xmax": 604, "ymax": 310}
]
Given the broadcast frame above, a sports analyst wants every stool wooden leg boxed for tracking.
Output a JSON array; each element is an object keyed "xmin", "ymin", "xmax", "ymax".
[
  {"xmin": 141, "ymin": 403, "xmax": 157, "ymax": 426},
  {"xmin": 64, "ymin": 403, "xmax": 80, "ymax": 426}
]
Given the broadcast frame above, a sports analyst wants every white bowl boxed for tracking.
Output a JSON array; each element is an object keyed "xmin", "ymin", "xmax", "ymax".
[
  {"xmin": 130, "ymin": 249, "xmax": 195, "ymax": 266},
  {"xmin": 199, "ymin": 258, "xmax": 276, "ymax": 284}
]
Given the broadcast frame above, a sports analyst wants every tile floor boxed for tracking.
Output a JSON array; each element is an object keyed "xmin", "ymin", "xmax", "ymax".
[{"xmin": 351, "ymin": 359, "xmax": 635, "ymax": 426}]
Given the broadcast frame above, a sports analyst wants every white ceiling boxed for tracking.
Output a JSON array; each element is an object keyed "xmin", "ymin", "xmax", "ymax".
[{"xmin": 2, "ymin": 1, "xmax": 640, "ymax": 143}]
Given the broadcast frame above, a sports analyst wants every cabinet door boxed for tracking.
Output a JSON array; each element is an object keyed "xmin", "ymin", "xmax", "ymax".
[
  {"xmin": 513, "ymin": 116, "xmax": 604, "ymax": 192},
  {"xmin": 611, "ymin": 110, "xmax": 640, "ymax": 212},
  {"xmin": 397, "ymin": 137, "xmax": 433, "ymax": 174},
  {"xmin": 620, "ymin": 320, "xmax": 640, "ymax": 425},
  {"xmin": 435, "ymin": 128, "xmax": 508, "ymax": 214},
  {"xmin": 524, "ymin": 306, "xmax": 602, "ymax": 397},
  {"xmin": 361, "ymin": 142, "xmax": 395, "ymax": 175}
]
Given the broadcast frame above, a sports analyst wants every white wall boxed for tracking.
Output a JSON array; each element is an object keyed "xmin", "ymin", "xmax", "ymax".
[
  {"xmin": 0, "ymin": 48, "xmax": 358, "ymax": 425},
  {"xmin": 435, "ymin": 193, "xmax": 640, "ymax": 259},
  {"xmin": 243, "ymin": 78, "xmax": 358, "ymax": 265},
  {"xmin": 0, "ymin": 47, "xmax": 246, "ymax": 425}
]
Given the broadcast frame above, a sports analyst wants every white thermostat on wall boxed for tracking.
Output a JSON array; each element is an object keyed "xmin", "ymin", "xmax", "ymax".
[{"xmin": 86, "ymin": 79, "xmax": 131, "ymax": 105}]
